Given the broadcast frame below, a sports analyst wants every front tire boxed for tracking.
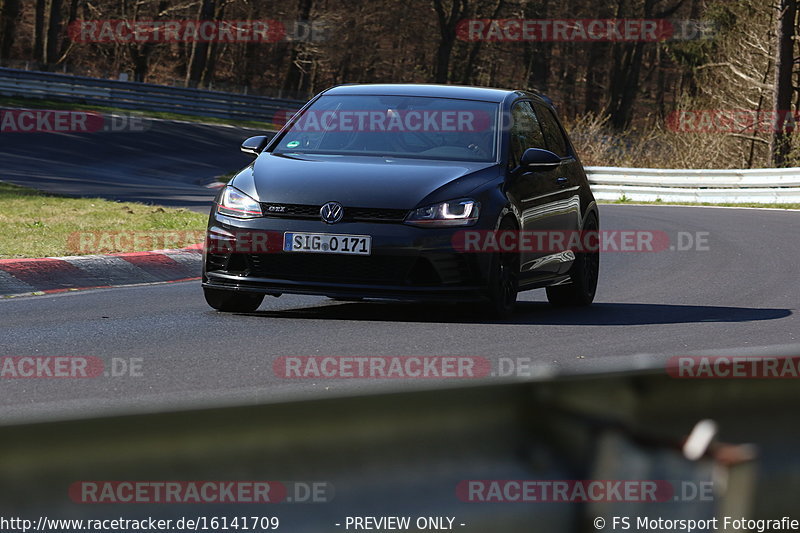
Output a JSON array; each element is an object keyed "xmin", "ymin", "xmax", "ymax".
[
  {"xmin": 485, "ymin": 219, "xmax": 520, "ymax": 318},
  {"xmin": 204, "ymin": 287, "xmax": 264, "ymax": 312},
  {"xmin": 546, "ymin": 213, "xmax": 599, "ymax": 307}
]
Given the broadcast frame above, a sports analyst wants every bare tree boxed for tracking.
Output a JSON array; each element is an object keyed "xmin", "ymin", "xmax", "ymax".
[
  {"xmin": 186, "ymin": 0, "xmax": 217, "ymax": 87},
  {"xmin": 459, "ymin": 0, "xmax": 505, "ymax": 85},
  {"xmin": 0, "ymin": 0, "xmax": 21, "ymax": 60},
  {"xmin": 607, "ymin": 0, "xmax": 686, "ymax": 130},
  {"xmin": 282, "ymin": 0, "xmax": 315, "ymax": 95},
  {"xmin": 58, "ymin": 0, "xmax": 84, "ymax": 60},
  {"xmin": 432, "ymin": 0, "xmax": 469, "ymax": 83},
  {"xmin": 45, "ymin": 0, "xmax": 63, "ymax": 65},
  {"xmin": 33, "ymin": 0, "xmax": 46, "ymax": 62},
  {"xmin": 771, "ymin": 0, "xmax": 797, "ymax": 167}
]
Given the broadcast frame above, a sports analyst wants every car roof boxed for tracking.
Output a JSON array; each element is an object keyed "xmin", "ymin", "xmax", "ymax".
[{"xmin": 322, "ymin": 83, "xmax": 526, "ymax": 103}]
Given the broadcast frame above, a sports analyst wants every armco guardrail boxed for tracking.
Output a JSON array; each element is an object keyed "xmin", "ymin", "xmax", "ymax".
[
  {"xmin": 586, "ymin": 166, "xmax": 800, "ymax": 203},
  {"xmin": 0, "ymin": 67, "xmax": 304, "ymax": 122}
]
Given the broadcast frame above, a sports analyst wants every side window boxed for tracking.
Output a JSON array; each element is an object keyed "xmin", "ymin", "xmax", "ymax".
[
  {"xmin": 532, "ymin": 101, "xmax": 569, "ymax": 158},
  {"xmin": 509, "ymin": 101, "xmax": 546, "ymax": 166}
]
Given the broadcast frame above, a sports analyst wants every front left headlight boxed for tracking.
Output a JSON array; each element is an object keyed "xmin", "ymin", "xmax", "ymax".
[
  {"xmin": 216, "ymin": 186, "xmax": 263, "ymax": 218},
  {"xmin": 405, "ymin": 199, "xmax": 480, "ymax": 227}
]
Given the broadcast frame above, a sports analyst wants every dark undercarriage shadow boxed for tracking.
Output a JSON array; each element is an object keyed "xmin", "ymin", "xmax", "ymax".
[{"xmin": 241, "ymin": 300, "xmax": 792, "ymax": 326}]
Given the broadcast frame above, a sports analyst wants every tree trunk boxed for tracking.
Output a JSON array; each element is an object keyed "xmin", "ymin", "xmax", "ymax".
[
  {"xmin": 282, "ymin": 0, "xmax": 314, "ymax": 95},
  {"xmin": 459, "ymin": 0, "xmax": 505, "ymax": 85},
  {"xmin": 583, "ymin": 0, "xmax": 612, "ymax": 114},
  {"xmin": 611, "ymin": 40, "xmax": 645, "ymax": 129},
  {"xmin": 185, "ymin": 0, "xmax": 216, "ymax": 87},
  {"xmin": 201, "ymin": 0, "xmax": 227, "ymax": 87},
  {"xmin": 432, "ymin": 0, "xmax": 467, "ymax": 84},
  {"xmin": 33, "ymin": 0, "xmax": 46, "ymax": 62},
  {"xmin": 45, "ymin": 0, "xmax": 63, "ymax": 65},
  {"xmin": 680, "ymin": 0, "xmax": 703, "ymax": 98},
  {"xmin": 607, "ymin": 0, "xmax": 661, "ymax": 130},
  {"xmin": 771, "ymin": 0, "xmax": 797, "ymax": 167},
  {"xmin": 0, "ymin": 0, "xmax": 22, "ymax": 61},
  {"xmin": 434, "ymin": 35, "xmax": 455, "ymax": 84},
  {"xmin": 584, "ymin": 41, "xmax": 609, "ymax": 114},
  {"xmin": 59, "ymin": 0, "xmax": 82, "ymax": 59},
  {"xmin": 237, "ymin": 1, "xmax": 259, "ymax": 90},
  {"xmin": 524, "ymin": 0, "xmax": 550, "ymax": 92}
]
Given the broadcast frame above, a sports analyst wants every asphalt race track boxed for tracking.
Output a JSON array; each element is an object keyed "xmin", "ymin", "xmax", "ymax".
[
  {"xmin": 0, "ymin": 117, "xmax": 270, "ymax": 211},
  {"xmin": 1, "ymin": 203, "xmax": 798, "ymax": 424}
]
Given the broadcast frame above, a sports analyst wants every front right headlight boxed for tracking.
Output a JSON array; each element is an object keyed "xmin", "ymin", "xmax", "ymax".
[
  {"xmin": 217, "ymin": 186, "xmax": 263, "ymax": 218},
  {"xmin": 405, "ymin": 199, "xmax": 480, "ymax": 227}
]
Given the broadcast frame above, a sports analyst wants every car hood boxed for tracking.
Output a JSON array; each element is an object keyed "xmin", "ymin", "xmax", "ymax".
[{"xmin": 240, "ymin": 152, "xmax": 498, "ymax": 208}]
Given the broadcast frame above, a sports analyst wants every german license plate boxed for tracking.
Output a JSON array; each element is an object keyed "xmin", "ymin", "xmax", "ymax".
[{"xmin": 283, "ymin": 233, "xmax": 372, "ymax": 255}]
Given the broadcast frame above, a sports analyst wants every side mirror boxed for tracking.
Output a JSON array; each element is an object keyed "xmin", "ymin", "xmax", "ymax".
[
  {"xmin": 241, "ymin": 135, "xmax": 269, "ymax": 157},
  {"xmin": 520, "ymin": 148, "xmax": 562, "ymax": 170}
]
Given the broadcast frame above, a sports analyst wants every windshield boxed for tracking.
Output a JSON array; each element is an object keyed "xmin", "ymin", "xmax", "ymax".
[{"xmin": 272, "ymin": 95, "xmax": 499, "ymax": 162}]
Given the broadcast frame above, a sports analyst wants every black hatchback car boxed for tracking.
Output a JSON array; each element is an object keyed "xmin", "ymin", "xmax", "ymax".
[{"xmin": 202, "ymin": 84, "xmax": 599, "ymax": 316}]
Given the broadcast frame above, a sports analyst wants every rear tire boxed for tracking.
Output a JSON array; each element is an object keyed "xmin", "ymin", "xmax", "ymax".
[
  {"xmin": 546, "ymin": 213, "xmax": 599, "ymax": 307},
  {"xmin": 204, "ymin": 287, "xmax": 264, "ymax": 312},
  {"xmin": 485, "ymin": 218, "xmax": 520, "ymax": 318}
]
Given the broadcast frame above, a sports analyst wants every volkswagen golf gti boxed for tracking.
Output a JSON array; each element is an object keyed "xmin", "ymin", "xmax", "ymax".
[{"xmin": 202, "ymin": 84, "xmax": 599, "ymax": 316}]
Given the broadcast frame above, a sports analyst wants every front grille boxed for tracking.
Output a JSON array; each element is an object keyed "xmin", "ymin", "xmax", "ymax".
[
  {"xmin": 260, "ymin": 203, "xmax": 408, "ymax": 223},
  {"xmin": 207, "ymin": 252, "xmax": 480, "ymax": 287},
  {"xmin": 348, "ymin": 207, "xmax": 409, "ymax": 222},
  {"xmin": 247, "ymin": 253, "xmax": 417, "ymax": 284},
  {"xmin": 261, "ymin": 203, "xmax": 319, "ymax": 218}
]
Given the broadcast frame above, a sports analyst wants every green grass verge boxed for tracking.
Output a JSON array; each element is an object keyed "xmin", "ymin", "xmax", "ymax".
[
  {"xmin": 600, "ymin": 199, "xmax": 800, "ymax": 209},
  {"xmin": 0, "ymin": 96, "xmax": 275, "ymax": 130},
  {"xmin": 0, "ymin": 182, "xmax": 207, "ymax": 259}
]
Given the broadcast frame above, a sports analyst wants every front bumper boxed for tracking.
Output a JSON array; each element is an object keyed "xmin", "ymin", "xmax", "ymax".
[{"xmin": 202, "ymin": 214, "xmax": 493, "ymax": 301}]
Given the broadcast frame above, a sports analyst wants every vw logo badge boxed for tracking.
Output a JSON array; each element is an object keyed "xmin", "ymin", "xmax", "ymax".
[{"xmin": 320, "ymin": 202, "xmax": 344, "ymax": 224}]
